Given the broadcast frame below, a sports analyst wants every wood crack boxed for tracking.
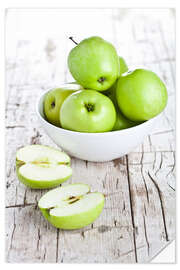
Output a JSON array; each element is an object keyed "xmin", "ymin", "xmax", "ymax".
[
  {"xmin": 23, "ymin": 189, "xmax": 27, "ymax": 205},
  {"xmin": 85, "ymin": 160, "xmax": 88, "ymax": 168},
  {"xmin": 167, "ymin": 183, "xmax": 175, "ymax": 191},
  {"xmin": 120, "ymin": 244, "xmax": 146, "ymax": 258},
  {"xmin": 7, "ymin": 209, "xmax": 16, "ymax": 260},
  {"xmin": 155, "ymin": 152, "xmax": 163, "ymax": 176},
  {"xmin": 43, "ymin": 248, "xmax": 47, "ymax": 262},
  {"xmin": 37, "ymin": 228, "xmax": 41, "ymax": 251},
  {"xmin": 153, "ymin": 151, "xmax": 156, "ymax": 170},
  {"xmin": 30, "ymin": 130, "xmax": 42, "ymax": 145},
  {"xmin": 56, "ymin": 229, "xmax": 59, "ymax": 262},
  {"xmin": 6, "ymin": 203, "xmax": 36, "ymax": 208},
  {"xmin": 140, "ymin": 152, "xmax": 149, "ymax": 204},
  {"xmin": 125, "ymin": 155, "xmax": 138, "ymax": 262},
  {"xmin": 6, "ymin": 125, "xmax": 25, "ymax": 129},
  {"xmin": 148, "ymin": 135, "xmax": 152, "ymax": 151},
  {"xmin": 148, "ymin": 171, "xmax": 169, "ymax": 242},
  {"xmin": 166, "ymin": 150, "xmax": 175, "ymax": 178},
  {"xmin": 143, "ymin": 215, "xmax": 150, "ymax": 255},
  {"xmin": 63, "ymin": 225, "xmax": 134, "ymax": 236}
]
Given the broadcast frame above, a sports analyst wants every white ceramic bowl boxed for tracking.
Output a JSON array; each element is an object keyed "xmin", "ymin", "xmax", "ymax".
[{"xmin": 36, "ymin": 88, "xmax": 160, "ymax": 162}]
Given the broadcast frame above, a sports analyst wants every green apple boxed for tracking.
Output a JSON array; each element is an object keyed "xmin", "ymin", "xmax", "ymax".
[
  {"xmin": 104, "ymin": 56, "xmax": 128, "ymax": 97},
  {"xmin": 38, "ymin": 183, "xmax": 105, "ymax": 229},
  {"xmin": 44, "ymin": 83, "xmax": 83, "ymax": 127},
  {"xmin": 68, "ymin": 36, "xmax": 120, "ymax": 91},
  {"xmin": 16, "ymin": 145, "xmax": 72, "ymax": 189},
  {"xmin": 60, "ymin": 90, "xmax": 116, "ymax": 133},
  {"xmin": 105, "ymin": 83, "xmax": 139, "ymax": 131},
  {"xmin": 116, "ymin": 69, "xmax": 168, "ymax": 121},
  {"xmin": 112, "ymin": 109, "xmax": 139, "ymax": 131},
  {"xmin": 119, "ymin": 56, "xmax": 128, "ymax": 75}
]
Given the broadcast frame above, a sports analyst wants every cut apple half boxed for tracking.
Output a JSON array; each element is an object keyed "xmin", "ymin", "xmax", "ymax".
[
  {"xmin": 38, "ymin": 183, "xmax": 105, "ymax": 229},
  {"xmin": 16, "ymin": 145, "xmax": 72, "ymax": 189}
]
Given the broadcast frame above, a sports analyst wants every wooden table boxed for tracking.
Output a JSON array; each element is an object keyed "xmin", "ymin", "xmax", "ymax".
[{"xmin": 5, "ymin": 9, "xmax": 175, "ymax": 263}]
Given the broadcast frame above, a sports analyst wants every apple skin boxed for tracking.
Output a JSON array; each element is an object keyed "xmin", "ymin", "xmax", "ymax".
[
  {"xmin": 112, "ymin": 108, "xmax": 139, "ymax": 131},
  {"xmin": 105, "ymin": 55, "xmax": 140, "ymax": 130},
  {"xmin": 68, "ymin": 36, "xmax": 120, "ymax": 91},
  {"xmin": 105, "ymin": 82, "xmax": 140, "ymax": 131},
  {"xmin": 103, "ymin": 55, "xmax": 128, "ymax": 101},
  {"xmin": 60, "ymin": 90, "xmax": 116, "ymax": 133},
  {"xmin": 40, "ymin": 192, "xmax": 104, "ymax": 230},
  {"xmin": 119, "ymin": 56, "xmax": 128, "ymax": 75},
  {"xmin": 44, "ymin": 84, "xmax": 83, "ymax": 127},
  {"xmin": 16, "ymin": 165, "xmax": 72, "ymax": 189},
  {"xmin": 116, "ymin": 69, "xmax": 168, "ymax": 121}
]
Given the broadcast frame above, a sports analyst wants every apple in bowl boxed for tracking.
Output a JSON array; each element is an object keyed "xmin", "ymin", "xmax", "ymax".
[
  {"xmin": 68, "ymin": 36, "xmax": 120, "ymax": 91},
  {"xmin": 60, "ymin": 90, "xmax": 116, "ymax": 133},
  {"xmin": 116, "ymin": 69, "xmax": 168, "ymax": 121},
  {"xmin": 43, "ymin": 83, "xmax": 83, "ymax": 127}
]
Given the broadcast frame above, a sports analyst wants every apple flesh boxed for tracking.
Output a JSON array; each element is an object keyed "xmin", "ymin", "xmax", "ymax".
[
  {"xmin": 60, "ymin": 90, "xmax": 116, "ymax": 133},
  {"xmin": 16, "ymin": 145, "xmax": 72, "ymax": 189},
  {"xmin": 44, "ymin": 83, "xmax": 83, "ymax": 127},
  {"xmin": 68, "ymin": 36, "xmax": 120, "ymax": 91},
  {"xmin": 116, "ymin": 69, "xmax": 168, "ymax": 121},
  {"xmin": 38, "ymin": 183, "xmax": 105, "ymax": 229}
]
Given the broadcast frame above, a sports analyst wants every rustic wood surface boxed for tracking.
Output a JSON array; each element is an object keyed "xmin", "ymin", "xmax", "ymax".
[{"xmin": 5, "ymin": 9, "xmax": 175, "ymax": 263}]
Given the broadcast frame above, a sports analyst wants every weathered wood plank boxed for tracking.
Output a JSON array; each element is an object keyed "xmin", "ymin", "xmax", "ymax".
[
  {"xmin": 57, "ymin": 209, "xmax": 136, "ymax": 263},
  {"xmin": 6, "ymin": 206, "xmax": 57, "ymax": 263},
  {"xmin": 127, "ymin": 151, "xmax": 175, "ymax": 262},
  {"xmin": 56, "ymin": 157, "xmax": 136, "ymax": 263}
]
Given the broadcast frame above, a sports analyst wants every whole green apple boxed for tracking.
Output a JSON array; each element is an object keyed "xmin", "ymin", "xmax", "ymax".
[
  {"xmin": 60, "ymin": 90, "xmax": 116, "ymax": 133},
  {"xmin": 38, "ymin": 183, "xmax": 105, "ymax": 229},
  {"xmin": 105, "ymin": 83, "xmax": 140, "ymax": 131},
  {"xmin": 116, "ymin": 69, "xmax": 168, "ymax": 121},
  {"xmin": 44, "ymin": 83, "xmax": 83, "ymax": 127},
  {"xmin": 16, "ymin": 145, "xmax": 72, "ymax": 189},
  {"xmin": 68, "ymin": 36, "xmax": 120, "ymax": 91}
]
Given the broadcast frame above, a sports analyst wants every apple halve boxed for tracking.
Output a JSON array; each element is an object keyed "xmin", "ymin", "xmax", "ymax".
[
  {"xmin": 16, "ymin": 145, "xmax": 72, "ymax": 189},
  {"xmin": 38, "ymin": 183, "xmax": 105, "ymax": 229}
]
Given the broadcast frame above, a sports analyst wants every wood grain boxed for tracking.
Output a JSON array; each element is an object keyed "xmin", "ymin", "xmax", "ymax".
[{"xmin": 5, "ymin": 9, "xmax": 175, "ymax": 263}]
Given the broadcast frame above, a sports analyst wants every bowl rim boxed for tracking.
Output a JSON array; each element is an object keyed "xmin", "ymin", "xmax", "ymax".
[{"xmin": 36, "ymin": 86, "xmax": 162, "ymax": 137}]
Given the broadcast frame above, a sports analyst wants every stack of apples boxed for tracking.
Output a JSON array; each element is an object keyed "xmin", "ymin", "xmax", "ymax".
[{"xmin": 44, "ymin": 36, "xmax": 168, "ymax": 133}]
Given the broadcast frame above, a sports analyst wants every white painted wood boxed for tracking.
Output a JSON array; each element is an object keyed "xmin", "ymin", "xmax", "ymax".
[{"xmin": 5, "ymin": 9, "xmax": 175, "ymax": 263}]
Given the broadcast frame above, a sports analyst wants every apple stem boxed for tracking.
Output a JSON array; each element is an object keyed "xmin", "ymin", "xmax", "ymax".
[{"xmin": 69, "ymin": 36, "xmax": 78, "ymax": 45}]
